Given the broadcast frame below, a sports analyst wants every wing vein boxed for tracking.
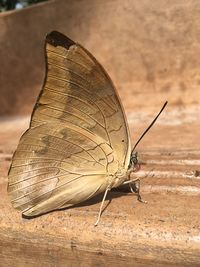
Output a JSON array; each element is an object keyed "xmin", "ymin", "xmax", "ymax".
[
  {"xmin": 45, "ymin": 86, "xmax": 106, "ymax": 128},
  {"xmin": 41, "ymin": 95, "xmax": 106, "ymax": 129}
]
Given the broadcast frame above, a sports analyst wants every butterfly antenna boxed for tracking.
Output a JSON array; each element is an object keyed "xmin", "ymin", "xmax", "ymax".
[{"xmin": 132, "ymin": 101, "xmax": 168, "ymax": 152}]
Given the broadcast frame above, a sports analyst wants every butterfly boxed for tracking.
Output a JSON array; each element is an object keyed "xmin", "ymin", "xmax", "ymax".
[{"xmin": 7, "ymin": 31, "xmax": 167, "ymax": 225}]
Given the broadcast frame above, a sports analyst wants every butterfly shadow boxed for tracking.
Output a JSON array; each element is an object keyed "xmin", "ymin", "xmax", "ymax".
[
  {"xmin": 70, "ymin": 184, "xmax": 137, "ymax": 217},
  {"xmin": 73, "ymin": 184, "xmax": 132, "ymax": 208},
  {"xmin": 22, "ymin": 184, "xmax": 136, "ymax": 220}
]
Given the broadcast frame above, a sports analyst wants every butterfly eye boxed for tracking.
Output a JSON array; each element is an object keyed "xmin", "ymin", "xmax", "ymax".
[{"xmin": 129, "ymin": 151, "xmax": 138, "ymax": 169}]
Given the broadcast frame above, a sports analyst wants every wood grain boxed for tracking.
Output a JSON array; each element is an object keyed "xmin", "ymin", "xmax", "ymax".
[{"xmin": 0, "ymin": 108, "xmax": 200, "ymax": 266}]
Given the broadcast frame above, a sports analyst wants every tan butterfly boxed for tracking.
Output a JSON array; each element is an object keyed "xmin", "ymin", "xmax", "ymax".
[{"xmin": 8, "ymin": 31, "xmax": 167, "ymax": 225}]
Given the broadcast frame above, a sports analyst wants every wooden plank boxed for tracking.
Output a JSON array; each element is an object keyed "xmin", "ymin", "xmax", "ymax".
[{"xmin": 0, "ymin": 111, "xmax": 200, "ymax": 266}]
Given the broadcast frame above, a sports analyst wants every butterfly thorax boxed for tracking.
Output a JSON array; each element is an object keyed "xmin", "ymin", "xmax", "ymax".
[
  {"xmin": 109, "ymin": 167, "xmax": 129, "ymax": 188},
  {"xmin": 110, "ymin": 151, "xmax": 139, "ymax": 188}
]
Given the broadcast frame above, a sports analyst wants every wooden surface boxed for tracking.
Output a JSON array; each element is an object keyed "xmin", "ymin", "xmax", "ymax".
[{"xmin": 0, "ymin": 106, "xmax": 200, "ymax": 266}]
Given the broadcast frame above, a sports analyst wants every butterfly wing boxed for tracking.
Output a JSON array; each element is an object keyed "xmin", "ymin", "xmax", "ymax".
[{"xmin": 8, "ymin": 31, "xmax": 131, "ymax": 216}]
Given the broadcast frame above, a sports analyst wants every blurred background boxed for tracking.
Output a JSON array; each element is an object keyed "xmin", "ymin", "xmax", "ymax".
[
  {"xmin": 1, "ymin": 0, "xmax": 200, "ymax": 157},
  {"xmin": 0, "ymin": 0, "xmax": 47, "ymax": 12},
  {"xmin": 1, "ymin": 0, "xmax": 200, "ymax": 117}
]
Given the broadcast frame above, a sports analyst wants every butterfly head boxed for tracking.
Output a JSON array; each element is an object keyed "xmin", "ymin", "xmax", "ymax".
[{"xmin": 128, "ymin": 151, "xmax": 140, "ymax": 172}]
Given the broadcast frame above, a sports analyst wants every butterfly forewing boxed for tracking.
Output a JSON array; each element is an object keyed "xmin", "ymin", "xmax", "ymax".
[{"xmin": 8, "ymin": 31, "xmax": 131, "ymax": 216}]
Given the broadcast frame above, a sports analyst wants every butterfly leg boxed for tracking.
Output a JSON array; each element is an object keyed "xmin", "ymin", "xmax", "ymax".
[
  {"xmin": 94, "ymin": 186, "xmax": 110, "ymax": 226},
  {"xmin": 123, "ymin": 179, "xmax": 147, "ymax": 204},
  {"xmin": 129, "ymin": 179, "xmax": 147, "ymax": 203}
]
